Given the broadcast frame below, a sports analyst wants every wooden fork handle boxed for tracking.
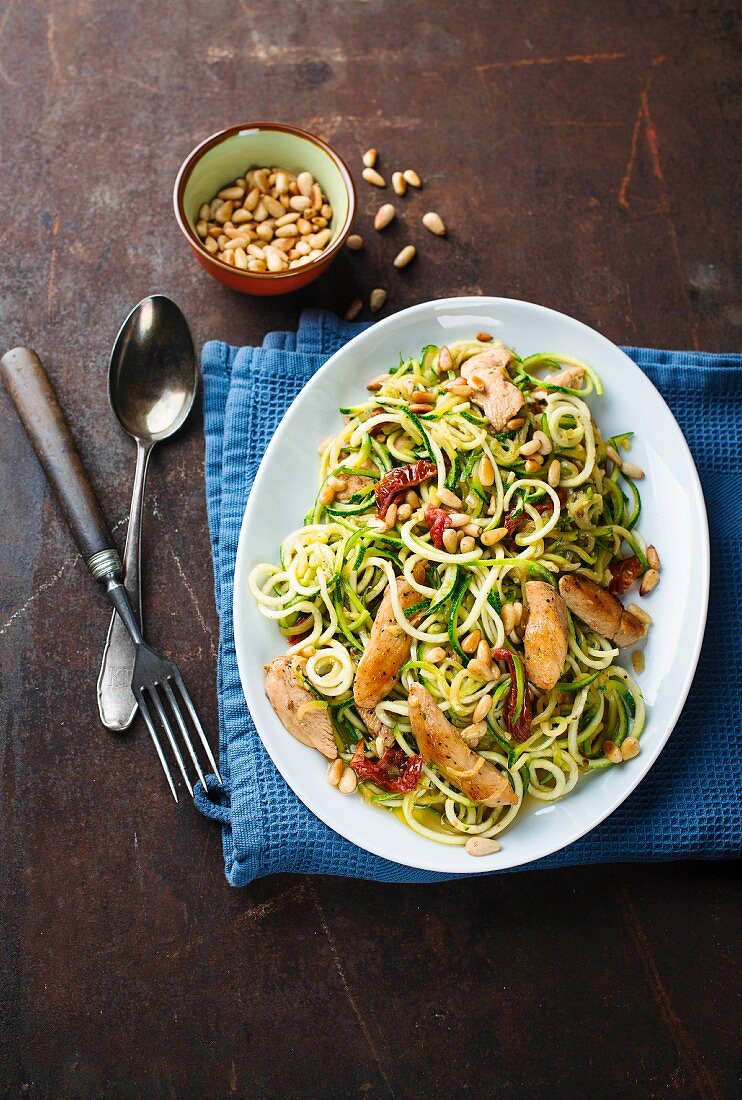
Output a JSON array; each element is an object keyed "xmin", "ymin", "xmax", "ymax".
[{"xmin": 0, "ymin": 346, "xmax": 121, "ymax": 579}]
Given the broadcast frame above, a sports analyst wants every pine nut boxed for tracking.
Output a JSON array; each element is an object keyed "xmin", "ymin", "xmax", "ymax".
[
  {"xmin": 462, "ymin": 629, "xmax": 482, "ymax": 654},
  {"xmin": 501, "ymin": 603, "xmax": 516, "ymax": 634},
  {"xmin": 463, "ymin": 523, "xmax": 480, "ymax": 537},
  {"xmin": 506, "ymin": 417, "xmax": 525, "ymax": 430},
  {"xmin": 524, "ymin": 458, "xmax": 543, "ymax": 473},
  {"xmin": 243, "ymin": 186, "xmax": 260, "ymax": 211},
  {"xmin": 362, "ymin": 148, "xmax": 377, "ymax": 168},
  {"xmin": 646, "ymin": 545, "xmax": 660, "ymax": 571},
  {"xmin": 603, "ymin": 740, "xmax": 622, "ymax": 764},
  {"xmin": 512, "ymin": 600, "xmax": 523, "ymax": 626},
  {"xmin": 621, "ymin": 737, "xmax": 640, "ymax": 761},
  {"xmin": 476, "ymin": 640, "xmax": 491, "ymax": 667},
  {"xmin": 297, "ymin": 171, "xmax": 314, "ymax": 197},
  {"xmin": 479, "ymin": 455, "xmax": 495, "ymax": 486},
  {"xmin": 384, "ymin": 502, "xmax": 398, "ymax": 529},
  {"xmin": 327, "ymin": 759, "xmax": 343, "ymax": 786},
  {"xmin": 264, "ymin": 247, "xmax": 284, "ymax": 273},
  {"xmin": 422, "ymin": 211, "xmax": 446, "ymax": 236},
  {"xmin": 442, "ymin": 528, "xmax": 459, "ymax": 554},
  {"xmin": 204, "ymin": 236, "xmax": 218, "ymax": 254},
  {"xmin": 256, "ymin": 222, "xmax": 274, "ymax": 242},
  {"xmin": 214, "ymin": 200, "xmax": 233, "ymax": 224},
  {"xmin": 548, "ymin": 458, "xmax": 561, "ymax": 487},
  {"xmin": 346, "ymin": 234, "xmax": 364, "ymax": 251},
  {"xmin": 533, "ymin": 430, "xmax": 552, "ymax": 455},
  {"xmin": 274, "ymin": 171, "xmax": 291, "ymax": 195},
  {"xmin": 367, "ymin": 374, "xmax": 391, "ymax": 392},
  {"xmin": 481, "ymin": 527, "xmax": 507, "ymax": 547},
  {"xmin": 465, "ymin": 837, "xmax": 501, "ymax": 857},
  {"xmin": 362, "ymin": 167, "xmax": 386, "ymax": 187},
  {"xmin": 396, "ymin": 502, "xmax": 412, "ymax": 522},
  {"xmin": 290, "ymin": 195, "xmax": 312, "ymax": 212},
  {"xmin": 467, "ymin": 659, "xmax": 490, "ymax": 680},
  {"xmin": 393, "ymin": 245, "xmax": 416, "ymax": 268},
  {"xmin": 321, "ymin": 204, "xmax": 333, "ymax": 220},
  {"xmin": 403, "ymin": 169, "xmax": 422, "ymax": 188},
  {"xmin": 311, "ymin": 183, "xmax": 323, "ymax": 209},
  {"xmin": 253, "ymin": 201, "xmax": 269, "ymax": 222},
  {"xmin": 473, "ymin": 694, "xmax": 492, "ymax": 723},
  {"xmin": 309, "ymin": 228, "xmax": 332, "ymax": 249},
  {"xmin": 319, "ymin": 485, "xmax": 335, "ymax": 506},
  {"xmin": 627, "ymin": 603, "xmax": 653, "ymax": 626},
  {"xmin": 344, "ymin": 299, "xmax": 363, "ymax": 321},
  {"xmin": 411, "ymin": 391, "xmax": 435, "ymax": 404},
  {"xmin": 222, "ymin": 235, "xmax": 249, "ymax": 252},
  {"xmin": 218, "ymin": 185, "xmax": 245, "ymax": 201},
  {"xmin": 392, "ymin": 171, "xmax": 407, "ymax": 195},
  {"xmin": 448, "ymin": 384, "xmax": 472, "ymax": 398},
  {"xmin": 519, "ymin": 438, "xmax": 541, "ymax": 457},
  {"xmin": 459, "ymin": 535, "xmax": 476, "ymax": 553},
  {"xmin": 405, "ymin": 490, "xmax": 420, "ymax": 507},
  {"xmin": 476, "ymin": 332, "xmax": 493, "ymax": 342},
  {"xmin": 448, "ymin": 512, "xmax": 470, "ymax": 528},
  {"xmin": 275, "ymin": 211, "xmax": 300, "ymax": 227},
  {"xmin": 461, "ymin": 723, "xmax": 485, "ymax": 747},
  {"xmin": 232, "ymin": 208, "xmax": 252, "ymax": 225},
  {"xmin": 438, "ymin": 346, "xmax": 453, "ymax": 372},
  {"xmin": 369, "ymin": 288, "xmax": 387, "ymax": 313},
  {"xmin": 294, "ymin": 240, "xmax": 311, "ymax": 256},
  {"xmin": 275, "ymin": 224, "xmax": 299, "ymax": 238},
  {"xmin": 254, "ymin": 169, "xmax": 270, "ymax": 192},
  {"xmin": 312, "ymin": 216, "xmax": 328, "ymax": 228},
  {"xmin": 631, "ymin": 650, "xmax": 645, "ymax": 674},
  {"xmin": 621, "ymin": 461, "xmax": 645, "ymax": 479},
  {"xmin": 426, "ymin": 646, "xmax": 447, "ymax": 664},
  {"xmin": 374, "ymin": 203, "xmax": 396, "ymax": 230},
  {"xmin": 297, "ymin": 218, "xmax": 313, "ymax": 235},
  {"xmin": 438, "ymin": 487, "xmax": 462, "ymax": 508},
  {"xmin": 606, "ymin": 445, "xmax": 622, "ymax": 466},
  {"xmin": 199, "ymin": 203, "xmax": 211, "ymax": 220},
  {"xmin": 196, "ymin": 219, "xmax": 209, "ymax": 238},
  {"xmin": 338, "ymin": 767, "xmax": 358, "ymax": 794},
  {"xmin": 639, "ymin": 568, "xmax": 660, "ymax": 596}
]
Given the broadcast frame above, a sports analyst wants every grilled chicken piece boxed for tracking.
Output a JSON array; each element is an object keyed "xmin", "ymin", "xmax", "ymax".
[
  {"xmin": 358, "ymin": 706, "xmax": 395, "ymax": 751},
  {"xmin": 408, "ymin": 684, "xmax": 517, "ymax": 806},
  {"xmin": 461, "ymin": 349, "xmax": 523, "ymax": 431},
  {"xmin": 549, "ymin": 365, "xmax": 585, "ymax": 389},
  {"xmin": 523, "ymin": 580, "xmax": 569, "ymax": 690},
  {"xmin": 353, "ymin": 562, "xmax": 426, "ymax": 709},
  {"xmin": 265, "ymin": 654, "xmax": 337, "ymax": 760},
  {"xmin": 559, "ymin": 574, "xmax": 647, "ymax": 648}
]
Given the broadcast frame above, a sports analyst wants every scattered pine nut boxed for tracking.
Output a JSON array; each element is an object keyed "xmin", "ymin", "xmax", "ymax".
[
  {"xmin": 374, "ymin": 203, "xmax": 396, "ymax": 230},
  {"xmin": 631, "ymin": 650, "xmax": 645, "ymax": 674},
  {"xmin": 466, "ymin": 659, "xmax": 491, "ymax": 680},
  {"xmin": 603, "ymin": 740, "xmax": 623, "ymax": 764},
  {"xmin": 519, "ymin": 438, "xmax": 541, "ymax": 457},
  {"xmin": 501, "ymin": 603, "xmax": 517, "ymax": 634},
  {"xmin": 327, "ymin": 759, "xmax": 343, "ymax": 786},
  {"xmin": 627, "ymin": 602, "xmax": 653, "ymax": 626},
  {"xmin": 524, "ymin": 457, "xmax": 543, "ymax": 474},
  {"xmin": 459, "ymin": 535, "xmax": 476, "ymax": 553},
  {"xmin": 506, "ymin": 417, "xmax": 525, "ymax": 430},
  {"xmin": 606, "ymin": 445, "xmax": 622, "ymax": 466},
  {"xmin": 318, "ymin": 484, "xmax": 335, "ymax": 506},
  {"xmin": 370, "ymin": 288, "xmax": 387, "ymax": 313},
  {"xmin": 362, "ymin": 148, "xmax": 377, "ymax": 168},
  {"xmin": 548, "ymin": 458, "xmax": 561, "ymax": 487},
  {"xmin": 621, "ymin": 737, "xmax": 640, "ymax": 761},
  {"xmin": 476, "ymin": 332, "xmax": 493, "ymax": 342},
  {"xmin": 621, "ymin": 460, "xmax": 645, "ymax": 480},
  {"xmin": 426, "ymin": 646, "xmax": 447, "ymax": 664},
  {"xmin": 393, "ymin": 244, "xmax": 416, "ymax": 269},
  {"xmin": 646, "ymin": 545, "xmax": 660, "ymax": 571},
  {"xmin": 438, "ymin": 487, "xmax": 462, "ymax": 508},
  {"xmin": 442, "ymin": 528, "xmax": 459, "ymax": 554},
  {"xmin": 479, "ymin": 455, "xmax": 495, "ymax": 486},
  {"xmin": 465, "ymin": 837, "xmax": 501, "ymax": 857},
  {"xmin": 473, "ymin": 694, "xmax": 493, "ymax": 723},
  {"xmin": 346, "ymin": 234, "xmax": 364, "ymax": 251},
  {"xmin": 362, "ymin": 167, "xmax": 386, "ymax": 187},
  {"xmin": 367, "ymin": 374, "xmax": 390, "ymax": 391},
  {"xmin": 403, "ymin": 169, "xmax": 422, "ymax": 188},
  {"xmin": 422, "ymin": 211, "xmax": 446, "ymax": 236},
  {"xmin": 476, "ymin": 640, "xmax": 491, "ymax": 667},
  {"xmin": 392, "ymin": 171, "xmax": 407, "ymax": 196},
  {"xmin": 344, "ymin": 299, "xmax": 363, "ymax": 321},
  {"xmin": 639, "ymin": 568, "xmax": 660, "ymax": 596},
  {"xmin": 438, "ymin": 345, "xmax": 453, "ymax": 372},
  {"xmin": 461, "ymin": 723, "xmax": 485, "ymax": 747},
  {"xmin": 481, "ymin": 526, "xmax": 507, "ymax": 547},
  {"xmin": 462, "ymin": 629, "xmax": 482, "ymax": 654},
  {"xmin": 533, "ymin": 430, "xmax": 552, "ymax": 455},
  {"xmin": 396, "ymin": 502, "xmax": 412, "ymax": 522},
  {"xmin": 338, "ymin": 767, "xmax": 358, "ymax": 794}
]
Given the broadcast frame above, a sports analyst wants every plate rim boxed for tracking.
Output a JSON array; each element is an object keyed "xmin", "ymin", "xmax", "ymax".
[{"xmin": 232, "ymin": 295, "xmax": 710, "ymax": 874}]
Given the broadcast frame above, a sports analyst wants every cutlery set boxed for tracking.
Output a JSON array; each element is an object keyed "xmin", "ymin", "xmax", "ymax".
[{"xmin": 0, "ymin": 297, "xmax": 219, "ymax": 803}]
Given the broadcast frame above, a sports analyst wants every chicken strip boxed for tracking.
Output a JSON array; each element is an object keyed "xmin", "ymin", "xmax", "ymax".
[
  {"xmin": 333, "ymin": 471, "xmax": 374, "ymax": 502},
  {"xmin": 408, "ymin": 684, "xmax": 517, "ymax": 806},
  {"xmin": 461, "ymin": 349, "xmax": 524, "ymax": 431},
  {"xmin": 523, "ymin": 580, "xmax": 569, "ymax": 690},
  {"xmin": 353, "ymin": 562, "xmax": 426, "ymax": 709},
  {"xmin": 358, "ymin": 706, "xmax": 396, "ymax": 752},
  {"xmin": 559, "ymin": 573, "xmax": 646, "ymax": 648},
  {"xmin": 264, "ymin": 654, "xmax": 337, "ymax": 760},
  {"xmin": 549, "ymin": 365, "xmax": 584, "ymax": 389}
]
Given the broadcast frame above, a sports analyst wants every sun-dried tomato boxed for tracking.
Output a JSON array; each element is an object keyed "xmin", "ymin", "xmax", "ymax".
[
  {"xmin": 350, "ymin": 743, "xmax": 424, "ymax": 792},
  {"xmin": 492, "ymin": 648, "xmax": 532, "ymax": 742},
  {"xmin": 608, "ymin": 554, "xmax": 642, "ymax": 595},
  {"xmin": 375, "ymin": 460, "xmax": 437, "ymax": 518},
  {"xmin": 424, "ymin": 505, "xmax": 452, "ymax": 549}
]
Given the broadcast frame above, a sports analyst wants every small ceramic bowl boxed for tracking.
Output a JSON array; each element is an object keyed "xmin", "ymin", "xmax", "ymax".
[{"xmin": 173, "ymin": 122, "xmax": 356, "ymax": 295}]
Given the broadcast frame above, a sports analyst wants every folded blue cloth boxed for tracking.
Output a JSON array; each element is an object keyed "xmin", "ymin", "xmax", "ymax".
[{"xmin": 195, "ymin": 309, "xmax": 742, "ymax": 886}]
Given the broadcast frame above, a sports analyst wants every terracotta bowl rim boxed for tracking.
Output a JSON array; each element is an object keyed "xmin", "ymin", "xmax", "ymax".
[{"xmin": 173, "ymin": 121, "xmax": 357, "ymax": 282}]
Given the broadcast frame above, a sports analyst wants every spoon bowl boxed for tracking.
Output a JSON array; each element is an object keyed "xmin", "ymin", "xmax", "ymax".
[
  {"xmin": 108, "ymin": 295, "xmax": 196, "ymax": 443},
  {"xmin": 98, "ymin": 295, "xmax": 197, "ymax": 731}
]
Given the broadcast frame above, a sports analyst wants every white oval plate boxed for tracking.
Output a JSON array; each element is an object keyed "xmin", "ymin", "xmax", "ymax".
[{"xmin": 233, "ymin": 297, "xmax": 709, "ymax": 874}]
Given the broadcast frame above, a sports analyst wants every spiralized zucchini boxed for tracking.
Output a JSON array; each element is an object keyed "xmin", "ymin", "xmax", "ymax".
[{"xmin": 249, "ymin": 338, "xmax": 648, "ymax": 847}]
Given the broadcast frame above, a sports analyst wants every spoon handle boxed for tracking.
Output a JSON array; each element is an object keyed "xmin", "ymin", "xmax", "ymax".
[{"xmin": 97, "ymin": 439, "xmax": 152, "ymax": 730}]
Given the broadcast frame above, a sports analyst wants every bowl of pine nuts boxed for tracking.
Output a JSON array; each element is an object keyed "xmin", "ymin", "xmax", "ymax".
[{"xmin": 173, "ymin": 122, "xmax": 356, "ymax": 294}]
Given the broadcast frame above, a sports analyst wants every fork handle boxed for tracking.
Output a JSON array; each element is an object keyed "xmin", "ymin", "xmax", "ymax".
[{"xmin": 0, "ymin": 347, "xmax": 122, "ymax": 580}]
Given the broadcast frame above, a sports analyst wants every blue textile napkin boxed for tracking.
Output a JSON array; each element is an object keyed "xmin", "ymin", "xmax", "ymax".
[{"xmin": 195, "ymin": 309, "xmax": 741, "ymax": 886}]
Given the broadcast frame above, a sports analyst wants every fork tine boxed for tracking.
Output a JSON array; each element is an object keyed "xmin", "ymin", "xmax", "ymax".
[
  {"xmin": 172, "ymin": 667, "xmax": 222, "ymax": 784},
  {"xmin": 162, "ymin": 677, "xmax": 207, "ymax": 792},
  {"xmin": 148, "ymin": 685, "xmax": 194, "ymax": 798},
  {"xmin": 137, "ymin": 692, "xmax": 179, "ymax": 803}
]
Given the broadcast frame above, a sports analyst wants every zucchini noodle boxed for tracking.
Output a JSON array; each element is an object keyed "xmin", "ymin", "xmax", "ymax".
[{"xmin": 250, "ymin": 337, "xmax": 651, "ymax": 849}]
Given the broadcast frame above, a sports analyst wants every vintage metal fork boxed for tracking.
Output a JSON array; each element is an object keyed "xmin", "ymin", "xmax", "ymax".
[{"xmin": 0, "ymin": 346, "xmax": 221, "ymax": 802}]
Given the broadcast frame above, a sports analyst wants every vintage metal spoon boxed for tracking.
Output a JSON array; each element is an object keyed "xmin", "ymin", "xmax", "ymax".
[{"xmin": 97, "ymin": 295, "xmax": 197, "ymax": 731}]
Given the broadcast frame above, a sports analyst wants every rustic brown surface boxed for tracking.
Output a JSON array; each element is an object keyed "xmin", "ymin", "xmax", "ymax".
[{"xmin": 1, "ymin": 1, "xmax": 739, "ymax": 1096}]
